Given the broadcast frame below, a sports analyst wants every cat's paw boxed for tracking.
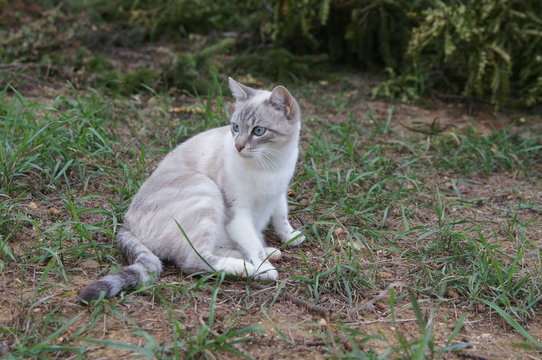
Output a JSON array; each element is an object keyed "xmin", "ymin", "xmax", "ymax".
[
  {"xmin": 253, "ymin": 260, "xmax": 278, "ymax": 281},
  {"xmin": 282, "ymin": 230, "xmax": 305, "ymax": 246},
  {"xmin": 265, "ymin": 247, "xmax": 282, "ymax": 261},
  {"xmin": 216, "ymin": 257, "xmax": 256, "ymax": 278}
]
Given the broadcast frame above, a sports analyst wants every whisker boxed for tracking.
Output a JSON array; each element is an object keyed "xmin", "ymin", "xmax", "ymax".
[{"xmin": 261, "ymin": 151, "xmax": 280, "ymax": 171}]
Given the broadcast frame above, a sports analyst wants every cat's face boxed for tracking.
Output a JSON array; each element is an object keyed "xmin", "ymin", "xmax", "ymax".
[{"xmin": 228, "ymin": 78, "xmax": 300, "ymax": 163}]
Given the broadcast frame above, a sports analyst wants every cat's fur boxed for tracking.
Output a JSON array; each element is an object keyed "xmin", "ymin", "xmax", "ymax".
[{"xmin": 79, "ymin": 78, "xmax": 305, "ymax": 302}]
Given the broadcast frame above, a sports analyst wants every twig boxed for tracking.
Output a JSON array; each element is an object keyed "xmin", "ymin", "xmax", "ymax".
[
  {"xmin": 305, "ymin": 340, "xmax": 326, "ymax": 347},
  {"xmin": 457, "ymin": 353, "xmax": 489, "ymax": 360},
  {"xmin": 0, "ymin": 63, "xmax": 49, "ymax": 70},
  {"xmin": 361, "ymin": 281, "xmax": 408, "ymax": 312},
  {"xmin": 0, "ymin": 62, "xmax": 66, "ymax": 73},
  {"xmin": 343, "ymin": 318, "xmax": 417, "ymax": 326},
  {"xmin": 251, "ymin": 283, "xmax": 331, "ymax": 318}
]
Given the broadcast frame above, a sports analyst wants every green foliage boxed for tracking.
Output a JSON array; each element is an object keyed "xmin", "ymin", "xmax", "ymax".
[
  {"xmin": 2, "ymin": 1, "xmax": 542, "ymax": 105},
  {"xmin": 371, "ymin": 68, "xmax": 426, "ymax": 103},
  {"xmin": 269, "ymin": 0, "xmax": 419, "ymax": 70},
  {"xmin": 164, "ymin": 38, "xmax": 235, "ymax": 93},
  {"xmin": 228, "ymin": 47, "xmax": 328, "ymax": 83},
  {"xmin": 0, "ymin": 5, "xmax": 83, "ymax": 63},
  {"xmin": 71, "ymin": 0, "xmax": 260, "ymax": 39},
  {"xmin": 407, "ymin": 0, "xmax": 542, "ymax": 107},
  {"xmin": 429, "ymin": 126, "xmax": 542, "ymax": 176},
  {"xmin": 269, "ymin": 0, "xmax": 542, "ymax": 107},
  {"xmin": 0, "ymin": 89, "xmax": 116, "ymax": 195},
  {"xmin": 102, "ymin": 67, "xmax": 160, "ymax": 95}
]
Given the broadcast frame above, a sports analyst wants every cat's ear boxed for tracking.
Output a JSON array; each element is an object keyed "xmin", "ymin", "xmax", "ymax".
[
  {"xmin": 269, "ymin": 86, "xmax": 295, "ymax": 118},
  {"xmin": 229, "ymin": 77, "xmax": 256, "ymax": 101}
]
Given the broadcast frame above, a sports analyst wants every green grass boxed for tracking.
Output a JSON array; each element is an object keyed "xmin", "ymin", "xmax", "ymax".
[{"xmin": 1, "ymin": 78, "xmax": 541, "ymax": 358}]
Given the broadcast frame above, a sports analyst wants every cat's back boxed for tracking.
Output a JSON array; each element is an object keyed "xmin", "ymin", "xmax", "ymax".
[
  {"xmin": 124, "ymin": 126, "xmax": 228, "ymax": 224},
  {"xmin": 129, "ymin": 126, "xmax": 228, "ymax": 203},
  {"xmin": 158, "ymin": 126, "xmax": 229, "ymax": 174}
]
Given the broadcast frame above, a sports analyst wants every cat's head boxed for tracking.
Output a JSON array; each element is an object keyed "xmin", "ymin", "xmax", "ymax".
[{"xmin": 228, "ymin": 78, "xmax": 300, "ymax": 161}]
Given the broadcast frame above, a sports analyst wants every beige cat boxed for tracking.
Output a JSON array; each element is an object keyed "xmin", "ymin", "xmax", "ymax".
[{"xmin": 80, "ymin": 78, "xmax": 305, "ymax": 302}]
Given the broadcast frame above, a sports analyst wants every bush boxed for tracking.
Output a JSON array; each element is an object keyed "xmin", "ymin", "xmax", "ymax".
[
  {"xmin": 407, "ymin": 0, "xmax": 542, "ymax": 107},
  {"xmin": 68, "ymin": 0, "xmax": 261, "ymax": 39},
  {"xmin": 269, "ymin": 0, "xmax": 542, "ymax": 107},
  {"xmin": 2, "ymin": 0, "xmax": 541, "ymax": 107}
]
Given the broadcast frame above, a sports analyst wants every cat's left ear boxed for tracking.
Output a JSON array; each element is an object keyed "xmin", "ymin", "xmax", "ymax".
[
  {"xmin": 229, "ymin": 77, "xmax": 256, "ymax": 101},
  {"xmin": 269, "ymin": 86, "xmax": 295, "ymax": 119}
]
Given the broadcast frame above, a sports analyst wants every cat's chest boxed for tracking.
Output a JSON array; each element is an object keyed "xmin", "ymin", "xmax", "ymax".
[{"xmin": 238, "ymin": 168, "xmax": 291, "ymax": 199}]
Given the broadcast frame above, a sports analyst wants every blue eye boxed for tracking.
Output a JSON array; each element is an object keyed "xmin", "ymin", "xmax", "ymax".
[
  {"xmin": 232, "ymin": 123, "xmax": 240, "ymax": 132},
  {"xmin": 252, "ymin": 126, "xmax": 266, "ymax": 136}
]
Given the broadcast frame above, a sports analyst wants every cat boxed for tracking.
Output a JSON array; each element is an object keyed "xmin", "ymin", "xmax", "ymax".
[{"xmin": 79, "ymin": 78, "xmax": 305, "ymax": 302}]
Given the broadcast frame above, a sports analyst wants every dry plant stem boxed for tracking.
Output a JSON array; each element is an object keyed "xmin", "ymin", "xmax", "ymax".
[
  {"xmin": 251, "ymin": 283, "xmax": 332, "ymax": 318},
  {"xmin": 457, "ymin": 354, "xmax": 489, "ymax": 360},
  {"xmin": 362, "ymin": 281, "xmax": 408, "ymax": 312},
  {"xmin": 343, "ymin": 318, "xmax": 417, "ymax": 326},
  {"xmin": 0, "ymin": 63, "xmax": 63, "ymax": 72}
]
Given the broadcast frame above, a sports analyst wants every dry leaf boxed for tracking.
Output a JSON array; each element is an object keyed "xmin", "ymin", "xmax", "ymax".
[
  {"xmin": 380, "ymin": 271, "xmax": 392, "ymax": 279},
  {"xmin": 80, "ymin": 260, "xmax": 100, "ymax": 268},
  {"xmin": 170, "ymin": 106, "xmax": 205, "ymax": 114},
  {"xmin": 447, "ymin": 290, "xmax": 459, "ymax": 299},
  {"xmin": 350, "ymin": 241, "xmax": 362, "ymax": 251},
  {"xmin": 334, "ymin": 227, "xmax": 346, "ymax": 236},
  {"xmin": 49, "ymin": 207, "xmax": 60, "ymax": 215},
  {"xmin": 237, "ymin": 74, "xmax": 264, "ymax": 87},
  {"xmin": 28, "ymin": 202, "xmax": 38, "ymax": 210}
]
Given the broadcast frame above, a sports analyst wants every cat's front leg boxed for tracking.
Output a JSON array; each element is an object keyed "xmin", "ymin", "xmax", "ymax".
[
  {"xmin": 272, "ymin": 194, "xmax": 305, "ymax": 246},
  {"xmin": 226, "ymin": 214, "xmax": 278, "ymax": 280}
]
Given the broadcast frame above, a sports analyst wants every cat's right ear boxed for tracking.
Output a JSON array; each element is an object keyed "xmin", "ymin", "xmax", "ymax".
[{"xmin": 229, "ymin": 77, "xmax": 256, "ymax": 101}]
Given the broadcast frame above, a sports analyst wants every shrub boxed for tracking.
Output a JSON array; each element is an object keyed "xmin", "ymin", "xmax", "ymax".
[
  {"xmin": 269, "ymin": 0, "xmax": 542, "ymax": 107},
  {"xmin": 407, "ymin": 0, "xmax": 542, "ymax": 107},
  {"xmin": 2, "ymin": 0, "xmax": 541, "ymax": 106}
]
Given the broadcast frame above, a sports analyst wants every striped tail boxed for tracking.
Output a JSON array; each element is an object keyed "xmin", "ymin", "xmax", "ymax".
[{"xmin": 79, "ymin": 228, "xmax": 162, "ymax": 303}]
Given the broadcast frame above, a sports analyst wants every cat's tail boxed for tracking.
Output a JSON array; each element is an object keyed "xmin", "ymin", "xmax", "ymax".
[{"xmin": 79, "ymin": 228, "xmax": 162, "ymax": 303}]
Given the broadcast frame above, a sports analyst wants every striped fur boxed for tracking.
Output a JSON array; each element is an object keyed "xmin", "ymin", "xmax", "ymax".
[{"xmin": 79, "ymin": 78, "xmax": 305, "ymax": 303}]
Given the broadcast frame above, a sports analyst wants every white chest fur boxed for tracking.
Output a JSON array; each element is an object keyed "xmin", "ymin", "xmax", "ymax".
[{"xmin": 223, "ymin": 133, "xmax": 298, "ymax": 230}]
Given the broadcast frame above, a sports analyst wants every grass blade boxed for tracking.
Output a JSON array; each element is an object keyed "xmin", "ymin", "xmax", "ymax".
[{"xmin": 476, "ymin": 298, "xmax": 542, "ymax": 348}]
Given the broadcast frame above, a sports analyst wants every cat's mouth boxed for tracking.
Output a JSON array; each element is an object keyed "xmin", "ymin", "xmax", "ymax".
[{"xmin": 238, "ymin": 149, "xmax": 258, "ymax": 158}]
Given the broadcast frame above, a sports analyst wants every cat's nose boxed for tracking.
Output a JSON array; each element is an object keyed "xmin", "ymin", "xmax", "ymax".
[{"xmin": 235, "ymin": 144, "xmax": 245, "ymax": 152}]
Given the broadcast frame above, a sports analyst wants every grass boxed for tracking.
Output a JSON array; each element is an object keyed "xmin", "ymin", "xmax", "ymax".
[{"xmin": 0, "ymin": 75, "xmax": 541, "ymax": 359}]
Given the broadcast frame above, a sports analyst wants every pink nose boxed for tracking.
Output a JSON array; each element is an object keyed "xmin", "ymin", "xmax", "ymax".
[{"xmin": 235, "ymin": 144, "xmax": 245, "ymax": 152}]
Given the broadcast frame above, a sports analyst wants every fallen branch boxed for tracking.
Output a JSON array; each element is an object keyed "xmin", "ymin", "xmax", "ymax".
[
  {"xmin": 251, "ymin": 283, "xmax": 331, "ymax": 318},
  {"xmin": 343, "ymin": 318, "xmax": 417, "ymax": 326}
]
